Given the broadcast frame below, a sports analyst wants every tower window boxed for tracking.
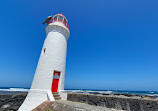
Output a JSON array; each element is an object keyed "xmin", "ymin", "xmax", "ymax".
[{"xmin": 43, "ymin": 48, "xmax": 46, "ymax": 54}]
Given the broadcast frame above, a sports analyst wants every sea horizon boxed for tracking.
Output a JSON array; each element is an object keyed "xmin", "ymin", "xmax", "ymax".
[{"xmin": 0, "ymin": 87, "xmax": 158, "ymax": 97}]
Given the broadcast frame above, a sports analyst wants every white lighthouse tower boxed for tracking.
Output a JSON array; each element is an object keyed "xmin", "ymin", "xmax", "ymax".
[{"xmin": 19, "ymin": 13, "xmax": 70, "ymax": 111}]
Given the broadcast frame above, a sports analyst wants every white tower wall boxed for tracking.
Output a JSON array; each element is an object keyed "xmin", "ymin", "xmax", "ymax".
[{"xmin": 19, "ymin": 22, "xmax": 70, "ymax": 111}]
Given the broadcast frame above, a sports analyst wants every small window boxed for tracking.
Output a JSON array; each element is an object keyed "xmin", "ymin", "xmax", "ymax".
[{"xmin": 43, "ymin": 48, "xmax": 46, "ymax": 54}]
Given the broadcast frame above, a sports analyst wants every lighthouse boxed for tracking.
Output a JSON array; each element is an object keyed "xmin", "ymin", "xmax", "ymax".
[{"xmin": 19, "ymin": 13, "xmax": 70, "ymax": 111}]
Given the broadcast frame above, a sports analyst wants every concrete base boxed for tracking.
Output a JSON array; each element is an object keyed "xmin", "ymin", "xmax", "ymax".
[
  {"xmin": 32, "ymin": 100, "xmax": 121, "ymax": 111},
  {"xmin": 51, "ymin": 100, "xmax": 121, "ymax": 111},
  {"xmin": 18, "ymin": 89, "xmax": 54, "ymax": 111},
  {"xmin": 59, "ymin": 92, "xmax": 68, "ymax": 100}
]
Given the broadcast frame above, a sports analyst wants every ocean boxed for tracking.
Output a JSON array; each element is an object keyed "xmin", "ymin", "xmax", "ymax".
[{"xmin": 0, "ymin": 87, "xmax": 158, "ymax": 97}]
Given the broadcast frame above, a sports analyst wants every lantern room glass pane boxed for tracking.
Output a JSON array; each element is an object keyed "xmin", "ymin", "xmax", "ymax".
[
  {"xmin": 54, "ymin": 16, "xmax": 57, "ymax": 21},
  {"xmin": 64, "ymin": 18, "xmax": 67, "ymax": 22},
  {"xmin": 58, "ymin": 16, "xmax": 63, "ymax": 22},
  {"xmin": 58, "ymin": 16, "xmax": 63, "ymax": 20},
  {"xmin": 63, "ymin": 18, "xmax": 67, "ymax": 25}
]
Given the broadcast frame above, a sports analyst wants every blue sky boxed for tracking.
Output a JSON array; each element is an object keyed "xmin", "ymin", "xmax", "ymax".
[{"xmin": 0, "ymin": 0, "xmax": 158, "ymax": 91}]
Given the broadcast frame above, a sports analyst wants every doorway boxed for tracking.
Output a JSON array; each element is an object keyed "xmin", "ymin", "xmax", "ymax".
[{"xmin": 52, "ymin": 70, "xmax": 61, "ymax": 92}]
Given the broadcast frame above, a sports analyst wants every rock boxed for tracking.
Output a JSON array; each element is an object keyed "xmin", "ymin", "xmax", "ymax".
[
  {"xmin": 67, "ymin": 93, "xmax": 158, "ymax": 111},
  {"xmin": 1, "ymin": 104, "xmax": 10, "ymax": 109},
  {"xmin": 0, "ymin": 92, "xmax": 27, "ymax": 111},
  {"xmin": 9, "ymin": 106, "xmax": 19, "ymax": 110}
]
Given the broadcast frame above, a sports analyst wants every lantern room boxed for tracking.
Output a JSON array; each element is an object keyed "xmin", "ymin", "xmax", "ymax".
[{"xmin": 43, "ymin": 13, "xmax": 70, "ymax": 31}]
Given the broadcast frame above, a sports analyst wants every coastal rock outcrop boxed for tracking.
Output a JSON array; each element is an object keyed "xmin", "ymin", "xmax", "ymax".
[
  {"xmin": 67, "ymin": 93, "xmax": 158, "ymax": 111},
  {"xmin": 0, "ymin": 93, "xmax": 27, "ymax": 111}
]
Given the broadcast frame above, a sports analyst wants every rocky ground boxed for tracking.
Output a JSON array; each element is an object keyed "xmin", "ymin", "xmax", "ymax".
[
  {"xmin": 67, "ymin": 93, "xmax": 158, "ymax": 111},
  {"xmin": 0, "ymin": 92, "xmax": 27, "ymax": 111},
  {"xmin": 0, "ymin": 92, "xmax": 158, "ymax": 111}
]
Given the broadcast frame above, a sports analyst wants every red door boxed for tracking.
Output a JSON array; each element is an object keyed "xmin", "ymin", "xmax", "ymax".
[{"xmin": 52, "ymin": 71, "xmax": 61, "ymax": 92}]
